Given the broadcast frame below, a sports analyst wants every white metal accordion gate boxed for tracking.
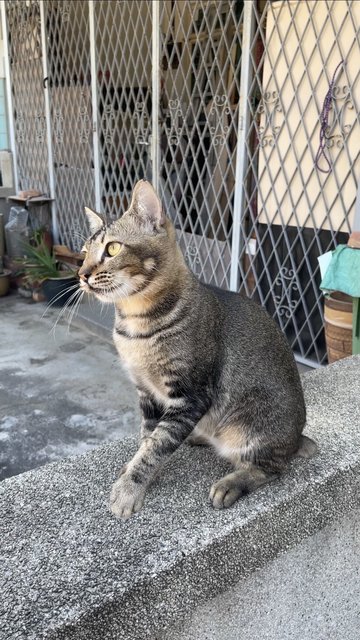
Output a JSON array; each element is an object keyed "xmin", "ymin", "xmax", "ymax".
[{"xmin": 2, "ymin": 0, "xmax": 360, "ymax": 367}]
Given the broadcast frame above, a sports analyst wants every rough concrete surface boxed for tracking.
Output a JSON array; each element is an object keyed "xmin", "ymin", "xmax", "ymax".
[
  {"xmin": 168, "ymin": 509, "xmax": 360, "ymax": 640},
  {"xmin": 0, "ymin": 293, "xmax": 139, "ymax": 480},
  {"xmin": 1, "ymin": 355, "xmax": 360, "ymax": 639}
]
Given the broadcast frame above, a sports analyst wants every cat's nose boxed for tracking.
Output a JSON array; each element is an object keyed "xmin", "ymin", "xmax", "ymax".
[{"xmin": 78, "ymin": 266, "xmax": 91, "ymax": 282}]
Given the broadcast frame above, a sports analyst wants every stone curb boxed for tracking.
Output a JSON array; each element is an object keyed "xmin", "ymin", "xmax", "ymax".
[{"xmin": 1, "ymin": 356, "xmax": 360, "ymax": 639}]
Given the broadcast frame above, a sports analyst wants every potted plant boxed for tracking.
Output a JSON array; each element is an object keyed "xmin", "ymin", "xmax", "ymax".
[
  {"xmin": 16, "ymin": 233, "xmax": 78, "ymax": 306},
  {"xmin": 0, "ymin": 257, "xmax": 11, "ymax": 297}
]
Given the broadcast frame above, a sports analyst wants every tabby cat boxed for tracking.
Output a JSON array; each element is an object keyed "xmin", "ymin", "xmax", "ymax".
[{"xmin": 79, "ymin": 180, "xmax": 316, "ymax": 519}]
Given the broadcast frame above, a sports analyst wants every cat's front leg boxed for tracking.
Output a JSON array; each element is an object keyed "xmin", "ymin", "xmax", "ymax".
[
  {"xmin": 138, "ymin": 391, "xmax": 164, "ymax": 442},
  {"xmin": 110, "ymin": 408, "xmax": 201, "ymax": 519}
]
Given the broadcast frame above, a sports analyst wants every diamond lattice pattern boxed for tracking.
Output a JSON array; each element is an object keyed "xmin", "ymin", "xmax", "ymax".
[
  {"xmin": 159, "ymin": 0, "xmax": 243, "ymax": 289},
  {"xmin": 238, "ymin": 0, "xmax": 360, "ymax": 364},
  {"xmin": 94, "ymin": 0, "xmax": 153, "ymax": 221},
  {"xmin": 5, "ymin": 0, "xmax": 360, "ymax": 365},
  {"xmin": 6, "ymin": 0, "xmax": 49, "ymax": 193},
  {"xmin": 44, "ymin": 0, "xmax": 95, "ymax": 251}
]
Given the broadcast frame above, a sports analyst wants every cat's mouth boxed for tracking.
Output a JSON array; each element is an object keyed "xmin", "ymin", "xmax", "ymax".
[
  {"xmin": 79, "ymin": 280, "xmax": 106, "ymax": 296},
  {"xmin": 79, "ymin": 280, "xmax": 92, "ymax": 293},
  {"xmin": 80, "ymin": 279, "xmax": 129, "ymax": 302}
]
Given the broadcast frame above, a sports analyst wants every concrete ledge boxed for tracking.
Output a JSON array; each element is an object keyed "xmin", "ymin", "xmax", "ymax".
[
  {"xmin": 170, "ymin": 508, "xmax": 360, "ymax": 640},
  {"xmin": 1, "ymin": 357, "xmax": 360, "ymax": 639}
]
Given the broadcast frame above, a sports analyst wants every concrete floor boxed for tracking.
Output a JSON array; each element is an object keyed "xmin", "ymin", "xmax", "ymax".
[{"xmin": 0, "ymin": 292, "xmax": 139, "ymax": 481}]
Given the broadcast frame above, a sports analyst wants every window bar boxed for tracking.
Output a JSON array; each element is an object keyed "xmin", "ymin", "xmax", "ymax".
[
  {"xmin": 39, "ymin": 0, "xmax": 58, "ymax": 242},
  {"xmin": 0, "ymin": 0, "xmax": 18, "ymax": 192},
  {"xmin": 151, "ymin": 0, "xmax": 160, "ymax": 192},
  {"xmin": 89, "ymin": 0, "xmax": 101, "ymax": 212},
  {"xmin": 230, "ymin": 0, "xmax": 255, "ymax": 292}
]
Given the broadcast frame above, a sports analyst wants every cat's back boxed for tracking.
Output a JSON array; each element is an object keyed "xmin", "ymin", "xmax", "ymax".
[{"xmin": 206, "ymin": 284, "xmax": 301, "ymax": 388}]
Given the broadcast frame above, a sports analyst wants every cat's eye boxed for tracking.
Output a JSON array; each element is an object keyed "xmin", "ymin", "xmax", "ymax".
[{"xmin": 106, "ymin": 241, "xmax": 122, "ymax": 257}]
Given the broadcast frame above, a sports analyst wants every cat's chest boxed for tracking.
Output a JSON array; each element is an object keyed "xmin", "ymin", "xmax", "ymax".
[{"xmin": 113, "ymin": 329, "xmax": 171, "ymax": 404}]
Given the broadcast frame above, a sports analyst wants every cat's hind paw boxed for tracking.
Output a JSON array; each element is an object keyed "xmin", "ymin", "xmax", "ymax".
[
  {"xmin": 209, "ymin": 477, "xmax": 244, "ymax": 509},
  {"xmin": 186, "ymin": 433, "xmax": 210, "ymax": 447}
]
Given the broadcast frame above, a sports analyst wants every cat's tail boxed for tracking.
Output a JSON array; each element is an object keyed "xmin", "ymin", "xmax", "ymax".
[{"xmin": 295, "ymin": 434, "xmax": 318, "ymax": 459}]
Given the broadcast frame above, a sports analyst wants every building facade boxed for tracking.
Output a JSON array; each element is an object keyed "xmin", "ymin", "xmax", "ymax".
[{"xmin": 2, "ymin": 0, "xmax": 360, "ymax": 366}]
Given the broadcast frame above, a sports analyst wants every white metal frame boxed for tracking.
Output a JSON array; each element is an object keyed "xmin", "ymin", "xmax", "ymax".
[
  {"xmin": 39, "ymin": 0, "xmax": 58, "ymax": 242},
  {"xmin": 151, "ymin": 0, "xmax": 160, "ymax": 192},
  {"xmin": 89, "ymin": 0, "xmax": 101, "ymax": 212},
  {"xmin": 0, "ymin": 0, "xmax": 18, "ymax": 191},
  {"xmin": 230, "ymin": 0, "xmax": 255, "ymax": 292}
]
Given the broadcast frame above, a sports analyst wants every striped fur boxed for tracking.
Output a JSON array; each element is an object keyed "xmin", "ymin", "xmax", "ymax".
[{"xmin": 79, "ymin": 181, "xmax": 316, "ymax": 519}]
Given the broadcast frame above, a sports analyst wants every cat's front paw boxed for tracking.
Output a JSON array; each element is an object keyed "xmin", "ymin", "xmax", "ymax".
[{"xmin": 109, "ymin": 472, "xmax": 146, "ymax": 520}]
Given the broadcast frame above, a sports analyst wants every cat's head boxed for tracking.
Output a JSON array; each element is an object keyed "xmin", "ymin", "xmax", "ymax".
[{"xmin": 78, "ymin": 180, "xmax": 176, "ymax": 303}]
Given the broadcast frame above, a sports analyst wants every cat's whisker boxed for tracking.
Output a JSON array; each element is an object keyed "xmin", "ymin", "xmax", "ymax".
[
  {"xmin": 127, "ymin": 284, "xmax": 153, "ymax": 305},
  {"xmin": 45, "ymin": 290, "xmax": 80, "ymax": 336},
  {"xmin": 100, "ymin": 299, "xmax": 106, "ymax": 316},
  {"xmin": 65, "ymin": 290, "xmax": 84, "ymax": 333},
  {"xmin": 49, "ymin": 287, "xmax": 82, "ymax": 336},
  {"xmin": 72, "ymin": 231, "xmax": 87, "ymax": 243},
  {"xmin": 60, "ymin": 287, "xmax": 81, "ymax": 326},
  {"xmin": 62, "ymin": 292, "xmax": 84, "ymax": 336},
  {"xmin": 111, "ymin": 278, "xmax": 153, "ymax": 304},
  {"xmin": 41, "ymin": 282, "xmax": 80, "ymax": 318},
  {"xmin": 148, "ymin": 263, "xmax": 162, "ymax": 275},
  {"xmin": 50, "ymin": 294, "xmax": 80, "ymax": 337},
  {"xmin": 66, "ymin": 289, "xmax": 85, "ymax": 334},
  {"xmin": 118, "ymin": 284, "xmax": 138, "ymax": 302}
]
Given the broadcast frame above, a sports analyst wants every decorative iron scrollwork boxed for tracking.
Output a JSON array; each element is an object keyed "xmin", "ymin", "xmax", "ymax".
[
  {"xmin": 325, "ymin": 84, "xmax": 354, "ymax": 149},
  {"xmin": 34, "ymin": 112, "xmax": 46, "ymax": 143},
  {"xmin": 274, "ymin": 267, "xmax": 299, "ymax": 319},
  {"xmin": 103, "ymin": 105, "xmax": 115, "ymax": 144},
  {"xmin": 184, "ymin": 243, "xmax": 201, "ymax": 274},
  {"xmin": 59, "ymin": 1, "xmax": 71, "ymax": 23},
  {"xmin": 78, "ymin": 92, "xmax": 91, "ymax": 144},
  {"xmin": 134, "ymin": 101, "xmax": 149, "ymax": 145},
  {"xmin": 53, "ymin": 109, "xmax": 64, "ymax": 144},
  {"xmin": 16, "ymin": 7, "xmax": 41, "ymax": 61},
  {"xmin": 168, "ymin": 99, "xmax": 183, "ymax": 145},
  {"xmin": 17, "ymin": 112, "xmax": 25, "ymax": 143},
  {"xmin": 209, "ymin": 94, "xmax": 231, "ymax": 146},
  {"xmin": 258, "ymin": 91, "xmax": 282, "ymax": 147}
]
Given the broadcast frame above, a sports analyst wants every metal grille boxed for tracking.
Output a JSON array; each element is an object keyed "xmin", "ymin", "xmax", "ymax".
[
  {"xmin": 44, "ymin": 0, "xmax": 95, "ymax": 250},
  {"xmin": 4, "ymin": 0, "xmax": 360, "ymax": 366},
  {"xmin": 6, "ymin": 0, "xmax": 49, "ymax": 193},
  {"xmin": 237, "ymin": 0, "xmax": 360, "ymax": 365},
  {"xmin": 159, "ymin": 0, "xmax": 243, "ymax": 288},
  {"xmin": 94, "ymin": 0, "xmax": 153, "ymax": 221}
]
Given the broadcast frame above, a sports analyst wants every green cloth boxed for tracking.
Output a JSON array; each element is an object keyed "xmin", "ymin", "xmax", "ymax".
[{"xmin": 320, "ymin": 245, "xmax": 360, "ymax": 297}]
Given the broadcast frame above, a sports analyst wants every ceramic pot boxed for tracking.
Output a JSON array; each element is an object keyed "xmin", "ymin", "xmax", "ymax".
[{"xmin": 0, "ymin": 270, "xmax": 11, "ymax": 296}]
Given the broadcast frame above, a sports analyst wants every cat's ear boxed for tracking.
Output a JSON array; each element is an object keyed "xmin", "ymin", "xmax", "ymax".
[
  {"xmin": 129, "ymin": 180, "xmax": 165, "ymax": 230},
  {"xmin": 84, "ymin": 206, "xmax": 104, "ymax": 234}
]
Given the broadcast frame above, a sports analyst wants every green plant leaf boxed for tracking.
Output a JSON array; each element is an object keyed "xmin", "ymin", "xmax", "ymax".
[{"xmin": 15, "ymin": 234, "xmax": 76, "ymax": 285}]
